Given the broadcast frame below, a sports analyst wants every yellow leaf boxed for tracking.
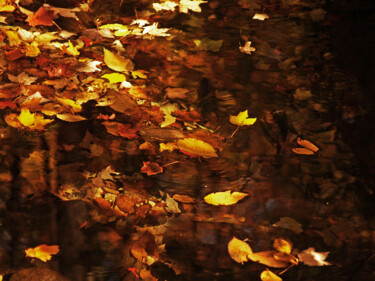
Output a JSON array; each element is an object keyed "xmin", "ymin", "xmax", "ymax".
[
  {"xmin": 5, "ymin": 30, "xmax": 21, "ymax": 46},
  {"xmin": 101, "ymin": 73, "xmax": 126, "ymax": 84},
  {"xmin": 227, "ymin": 237, "xmax": 252, "ymax": 264},
  {"xmin": 204, "ymin": 190, "xmax": 248, "ymax": 206},
  {"xmin": 0, "ymin": 4, "xmax": 15, "ymax": 12},
  {"xmin": 296, "ymin": 138, "xmax": 319, "ymax": 152},
  {"xmin": 273, "ymin": 239, "xmax": 292, "ymax": 254},
  {"xmin": 103, "ymin": 48, "xmax": 134, "ymax": 72},
  {"xmin": 292, "ymin": 147, "xmax": 315, "ymax": 155},
  {"xmin": 160, "ymin": 142, "xmax": 178, "ymax": 152},
  {"xmin": 260, "ymin": 269, "xmax": 282, "ymax": 281},
  {"xmin": 56, "ymin": 97, "xmax": 82, "ymax": 112},
  {"xmin": 131, "ymin": 70, "xmax": 148, "ymax": 79},
  {"xmin": 176, "ymin": 137, "xmax": 218, "ymax": 158},
  {"xmin": 99, "ymin": 23, "xmax": 130, "ymax": 36},
  {"xmin": 25, "ymin": 43, "xmax": 41, "ymax": 57},
  {"xmin": 25, "ymin": 244, "xmax": 59, "ymax": 262},
  {"xmin": 229, "ymin": 110, "xmax": 257, "ymax": 126},
  {"xmin": 253, "ymin": 13, "xmax": 269, "ymax": 21},
  {"xmin": 56, "ymin": 114, "xmax": 87, "ymax": 122},
  {"xmin": 65, "ymin": 40, "xmax": 80, "ymax": 56},
  {"xmin": 18, "ymin": 108, "xmax": 35, "ymax": 126}
]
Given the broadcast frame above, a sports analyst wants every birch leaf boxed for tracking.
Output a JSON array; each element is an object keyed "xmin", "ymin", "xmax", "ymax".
[{"xmin": 204, "ymin": 190, "xmax": 248, "ymax": 206}]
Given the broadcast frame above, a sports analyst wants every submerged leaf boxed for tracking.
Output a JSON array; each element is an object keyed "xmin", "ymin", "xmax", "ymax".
[
  {"xmin": 204, "ymin": 190, "xmax": 248, "ymax": 206},
  {"xmin": 298, "ymin": 247, "xmax": 331, "ymax": 266}
]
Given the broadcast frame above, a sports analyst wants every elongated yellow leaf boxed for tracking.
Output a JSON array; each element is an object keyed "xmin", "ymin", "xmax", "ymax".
[
  {"xmin": 176, "ymin": 138, "xmax": 218, "ymax": 158},
  {"xmin": 56, "ymin": 114, "xmax": 86, "ymax": 122},
  {"xmin": 228, "ymin": 237, "xmax": 252, "ymax": 264},
  {"xmin": 260, "ymin": 269, "xmax": 282, "ymax": 281},
  {"xmin": 229, "ymin": 110, "xmax": 256, "ymax": 126},
  {"xmin": 103, "ymin": 48, "xmax": 134, "ymax": 72},
  {"xmin": 204, "ymin": 190, "xmax": 248, "ymax": 206}
]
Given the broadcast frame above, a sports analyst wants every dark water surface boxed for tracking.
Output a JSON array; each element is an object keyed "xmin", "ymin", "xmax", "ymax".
[{"xmin": 1, "ymin": 0, "xmax": 375, "ymax": 280}]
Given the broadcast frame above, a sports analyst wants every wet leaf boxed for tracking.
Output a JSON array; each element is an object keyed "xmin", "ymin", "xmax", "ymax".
[
  {"xmin": 204, "ymin": 190, "xmax": 248, "ymax": 206},
  {"xmin": 103, "ymin": 48, "xmax": 134, "ymax": 72},
  {"xmin": 172, "ymin": 194, "xmax": 195, "ymax": 203},
  {"xmin": 141, "ymin": 161, "xmax": 163, "ymax": 176},
  {"xmin": 292, "ymin": 147, "xmax": 315, "ymax": 155},
  {"xmin": 298, "ymin": 247, "xmax": 331, "ymax": 266},
  {"xmin": 297, "ymin": 138, "xmax": 319, "ymax": 152},
  {"xmin": 253, "ymin": 13, "xmax": 269, "ymax": 20},
  {"xmin": 18, "ymin": 108, "xmax": 35, "ymax": 127},
  {"xmin": 228, "ymin": 237, "xmax": 252, "ymax": 264},
  {"xmin": 229, "ymin": 110, "xmax": 257, "ymax": 126},
  {"xmin": 25, "ymin": 244, "xmax": 59, "ymax": 262},
  {"xmin": 176, "ymin": 137, "xmax": 218, "ymax": 158},
  {"xmin": 165, "ymin": 194, "xmax": 181, "ymax": 213},
  {"xmin": 273, "ymin": 238, "xmax": 292, "ymax": 254},
  {"xmin": 273, "ymin": 217, "xmax": 303, "ymax": 233},
  {"xmin": 26, "ymin": 6, "xmax": 54, "ymax": 27},
  {"xmin": 179, "ymin": 0, "xmax": 207, "ymax": 13},
  {"xmin": 101, "ymin": 73, "xmax": 126, "ymax": 84},
  {"xmin": 131, "ymin": 231, "xmax": 159, "ymax": 265},
  {"xmin": 260, "ymin": 269, "xmax": 282, "ymax": 281}
]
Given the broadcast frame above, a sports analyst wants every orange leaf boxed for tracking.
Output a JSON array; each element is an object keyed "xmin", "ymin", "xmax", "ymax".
[
  {"xmin": 296, "ymin": 138, "xmax": 319, "ymax": 152},
  {"xmin": 260, "ymin": 269, "xmax": 282, "ymax": 281},
  {"xmin": 25, "ymin": 244, "xmax": 59, "ymax": 262},
  {"xmin": 118, "ymin": 124, "xmax": 139, "ymax": 139},
  {"xmin": 131, "ymin": 231, "xmax": 159, "ymax": 265},
  {"xmin": 26, "ymin": 7, "xmax": 54, "ymax": 27},
  {"xmin": 292, "ymin": 147, "xmax": 315, "ymax": 155},
  {"xmin": 141, "ymin": 161, "xmax": 163, "ymax": 176}
]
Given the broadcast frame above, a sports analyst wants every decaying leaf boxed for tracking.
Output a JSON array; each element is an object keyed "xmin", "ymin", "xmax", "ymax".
[
  {"xmin": 298, "ymin": 247, "xmax": 331, "ymax": 266},
  {"xmin": 204, "ymin": 190, "xmax": 248, "ymax": 206},
  {"xmin": 141, "ymin": 161, "xmax": 163, "ymax": 176},
  {"xmin": 229, "ymin": 110, "xmax": 257, "ymax": 126},
  {"xmin": 297, "ymin": 138, "xmax": 319, "ymax": 152},
  {"xmin": 227, "ymin": 237, "xmax": 252, "ymax": 264},
  {"xmin": 260, "ymin": 269, "xmax": 282, "ymax": 281},
  {"xmin": 131, "ymin": 231, "xmax": 159, "ymax": 265},
  {"xmin": 179, "ymin": 0, "xmax": 207, "ymax": 13},
  {"xmin": 25, "ymin": 244, "xmax": 59, "ymax": 262},
  {"xmin": 103, "ymin": 48, "xmax": 134, "ymax": 72},
  {"xmin": 273, "ymin": 217, "xmax": 303, "ymax": 233},
  {"xmin": 253, "ymin": 13, "xmax": 269, "ymax": 20},
  {"xmin": 176, "ymin": 137, "xmax": 218, "ymax": 158}
]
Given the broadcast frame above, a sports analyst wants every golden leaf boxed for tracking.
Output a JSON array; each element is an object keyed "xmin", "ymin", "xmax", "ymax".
[
  {"xmin": 273, "ymin": 238, "xmax": 292, "ymax": 254},
  {"xmin": 99, "ymin": 23, "xmax": 130, "ymax": 37},
  {"xmin": 253, "ymin": 13, "xmax": 269, "ymax": 20},
  {"xmin": 229, "ymin": 110, "xmax": 257, "ymax": 126},
  {"xmin": 56, "ymin": 114, "xmax": 87, "ymax": 122},
  {"xmin": 248, "ymin": 250, "xmax": 290, "ymax": 268},
  {"xmin": 292, "ymin": 147, "xmax": 315, "ymax": 155},
  {"xmin": 4, "ymin": 30, "xmax": 21, "ymax": 46},
  {"xmin": 160, "ymin": 142, "xmax": 178, "ymax": 152},
  {"xmin": 260, "ymin": 269, "xmax": 282, "ymax": 281},
  {"xmin": 296, "ymin": 138, "xmax": 319, "ymax": 152},
  {"xmin": 101, "ymin": 73, "xmax": 126, "ymax": 84},
  {"xmin": 65, "ymin": 40, "xmax": 80, "ymax": 56},
  {"xmin": 176, "ymin": 137, "xmax": 218, "ymax": 158},
  {"xmin": 204, "ymin": 190, "xmax": 248, "ymax": 206},
  {"xmin": 18, "ymin": 108, "xmax": 35, "ymax": 127},
  {"xmin": 103, "ymin": 48, "xmax": 134, "ymax": 72},
  {"xmin": 56, "ymin": 97, "xmax": 82, "ymax": 112},
  {"xmin": 179, "ymin": 0, "xmax": 207, "ymax": 13},
  {"xmin": 25, "ymin": 43, "xmax": 41, "ymax": 57},
  {"xmin": 25, "ymin": 244, "xmax": 59, "ymax": 262},
  {"xmin": 227, "ymin": 237, "xmax": 252, "ymax": 264}
]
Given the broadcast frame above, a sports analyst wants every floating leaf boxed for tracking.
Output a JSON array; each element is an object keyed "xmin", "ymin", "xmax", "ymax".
[
  {"xmin": 292, "ymin": 147, "xmax": 315, "ymax": 155},
  {"xmin": 239, "ymin": 41, "xmax": 256, "ymax": 55},
  {"xmin": 179, "ymin": 0, "xmax": 207, "ymax": 13},
  {"xmin": 103, "ymin": 48, "xmax": 134, "ymax": 72},
  {"xmin": 229, "ymin": 110, "xmax": 257, "ymax": 126},
  {"xmin": 260, "ymin": 269, "xmax": 282, "ymax": 281},
  {"xmin": 273, "ymin": 217, "xmax": 304, "ymax": 233},
  {"xmin": 273, "ymin": 239, "xmax": 292, "ymax": 254},
  {"xmin": 204, "ymin": 190, "xmax": 248, "ymax": 206},
  {"xmin": 297, "ymin": 138, "xmax": 319, "ymax": 152},
  {"xmin": 253, "ymin": 13, "xmax": 269, "ymax": 21},
  {"xmin": 101, "ymin": 73, "xmax": 126, "ymax": 84},
  {"xmin": 176, "ymin": 137, "xmax": 218, "ymax": 158},
  {"xmin": 228, "ymin": 237, "xmax": 252, "ymax": 264},
  {"xmin": 25, "ymin": 244, "xmax": 59, "ymax": 262},
  {"xmin": 142, "ymin": 23, "xmax": 171, "ymax": 37},
  {"xmin": 18, "ymin": 108, "xmax": 35, "ymax": 127},
  {"xmin": 141, "ymin": 161, "xmax": 163, "ymax": 176},
  {"xmin": 298, "ymin": 247, "xmax": 331, "ymax": 266},
  {"xmin": 153, "ymin": 1, "xmax": 179, "ymax": 12},
  {"xmin": 248, "ymin": 250, "xmax": 291, "ymax": 268}
]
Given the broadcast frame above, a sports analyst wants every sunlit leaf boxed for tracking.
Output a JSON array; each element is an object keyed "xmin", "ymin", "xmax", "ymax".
[
  {"xmin": 204, "ymin": 190, "xmax": 248, "ymax": 206},
  {"xmin": 253, "ymin": 13, "xmax": 269, "ymax": 20},
  {"xmin": 26, "ymin": 6, "xmax": 54, "ymax": 27},
  {"xmin": 103, "ymin": 48, "xmax": 134, "ymax": 72},
  {"xmin": 18, "ymin": 108, "xmax": 35, "ymax": 127},
  {"xmin": 160, "ymin": 142, "xmax": 178, "ymax": 152},
  {"xmin": 260, "ymin": 269, "xmax": 282, "ymax": 281},
  {"xmin": 297, "ymin": 138, "xmax": 319, "ymax": 152},
  {"xmin": 153, "ymin": 1, "xmax": 179, "ymax": 12},
  {"xmin": 4, "ymin": 30, "xmax": 22, "ymax": 46},
  {"xmin": 8, "ymin": 72, "xmax": 38, "ymax": 85},
  {"xmin": 142, "ymin": 23, "xmax": 170, "ymax": 37},
  {"xmin": 176, "ymin": 137, "xmax": 218, "ymax": 158},
  {"xmin": 228, "ymin": 237, "xmax": 252, "ymax": 264},
  {"xmin": 229, "ymin": 110, "xmax": 257, "ymax": 126},
  {"xmin": 292, "ymin": 147, "xmax": 315, "ymax": 155},
  {"xmin": 101, "ymin": 73, "xmax": 126, "ymax": 84},
  {"xmin": 77, "ymin": 60, "xmax": 102, "ymax": 72},
  {"xmin": 99, "ymin": 23, "xmax": 130, "ymax": 36},
  {"xmin": 64, "ymin": 40, "xmax": 80, "ymax": 56},
  {"xmin": 298, "ymin": 247, "xmax": 331, "ymax": 266},
  {"xmin": 273, "ymin": 238, "xmax": 292, "ymax": 254},
  {"xmin": 25, "ymin": 43, "xmax": 41, "ymax": 57},
  {"xmin": 179, "ymin": 0, "xmax": 207, "ymax": 13},
  {"xmin": 25, "ymin": 244, "xmax": 59, "ymax": 262},
  {"xmin": 239, "ymin": 41, "xmax": 256, "ymax": 55},
  {"xmin": 0, "ymin": 2, "xmax": 15, "ymax": 12}
]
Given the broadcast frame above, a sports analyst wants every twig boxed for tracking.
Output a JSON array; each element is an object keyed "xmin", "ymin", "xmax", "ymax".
[
  {"xmin": 162, "ymin": 161, "xmax": 179, "ymax": 167},
  {"xmin": 230, "ymin": 125, "xmax": 240, "ymax": 138}
]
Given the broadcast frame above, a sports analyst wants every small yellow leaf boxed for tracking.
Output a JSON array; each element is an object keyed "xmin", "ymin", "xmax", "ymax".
[
  {"xmin": 204, "ymin": 190, "xmax": 248, "ymax": 206},
  {"xmin": 99, "ymin": 23, "xmax": 130, "ymax": 36},
  {"xmin": 5, "ymin": 30, "xmax": 21, "ymax": 46},
  {"xmin": 297, "ymin": 138, "xmax": 319, "ymax": 152},
  {"xmin": 25, "ymin": 43, "xmax": 41, "ymax": 57},
  {"xmin": 18, "ymin": 108, "xmax": 35, "ymax": 127},
  {"xmin": 229, "ymin": 110, "xmax": 257, "ymax": 126},
  {"xmin": 253, "ymin": 13, "xmax": 270, "ymax": 21},
  {"xmin": 273, "ymin": 238, "xmax": 292, "ymax": 254},
  {"xmin": 176, "ymin": 137, "xmax": 217, "ymax": 158},
  {"xmin": 104, "ymin": 48, "xmax": 134, "ymax": 72},
  {"xmin": 101, "ymin": 73, "xmax": 126, "ymax": 84},
  {"xmin": 228, "ymin": 237, "xmax": 252, "ymax": 264},
  {"xmin": 65, "ymin": 40, "xmax": 80, "ymax": 56},
  {"xmin": 292, "ymin": 147, "xmax": 315, "ymax": 155},
  {"xmin": 25, "ymin": 244, "xmax": 59, "ymax": 262},
  {"xmin": 0, "ymin": 4, "xmax": 15, "ymax": 12},
  {"xmin": 160, "ymin": 142, "xmax": 178, "ymax": 152},
  {"xmin": 260, "ymin": 269, "xmax": 282, "ymax": 281},
  {"xmin": 56, "ymin": 97, "xmax": 82, "ymax": 112}
]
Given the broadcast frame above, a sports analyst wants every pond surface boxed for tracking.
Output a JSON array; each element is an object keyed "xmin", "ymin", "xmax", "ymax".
[{"xmin": 1, "ymin": 0, "xmax": 375, "ymax": 280}]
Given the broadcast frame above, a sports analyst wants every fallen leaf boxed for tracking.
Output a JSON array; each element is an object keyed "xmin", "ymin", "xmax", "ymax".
[
  {"xmin": 297, "ymin": 138, "xmax": 319, "ymax": 152},
  {"xmin": 117, "ymin": 123, "xmax": 139, "ymax": 139},
  {"xmin": 131, "ymin": 231, "xmax": 159, "ymax": 265},
  {"xmin": 273, "ymin": 217, "xmax": 303, "ymax": 233},
  {"xmin": 194, "ymin": 38, "xmax": 223, "ymax": 52},
  {"xmin": 43, "ymin": 4, "xmax": 80, "ymax": 20},
  {"xmin": 141, "ymin": 161, "xmax": 163, "ymax": 176},
  {"xmin": 101, "ymin": 73, "xmax": 126, "ymax": 84},
  {"xmin": 248, "ymin": 250, "xmax": 290, "ymax": 268},
  {"xmin": 8, "ymin": 72, "xmax": 38, "ymax": 85},
  {"xmin": 298, "ymin": 247, "xmax": 331, "ymax": 266},
  {"xmin": 56, "ymin": 114, "xmax": 87, "ymax": 122},
  {"xmin": 127, "ymin": 268, "xmax": 140, "ymax": 278},
  {"xmin": 99, "ymin": 23, "xmax": 130, "ymax": 37},
  {"xmin": 172, "ymin": 194, "xmax": 195, "ymax": 203},
  {"xmin": 260, "ymin": 269, "xmax": 282, "ymax": 281},
  {"xmin": 179, "ymin": 0, "xmax": 207, "ymax": 13},
  {"xmin": 273, "ymin": 239, "xmax": 292, "ymax": 254},
  {"xmin": 253, "ymin": 13, "xmax": 269, "ymax": 20},
  {"xmin": 77, "ymin": 60, "xmax": 102, "ymax": 72},
  {"xmin": 176, "ymin": 137, "xmax": 218, "ymax": 158},
  {"xmin": 18, "ymin": 108, "xmax": 35, "ymax": 127},
  {"xmin": 26, "ymin": 6, "xmax": 54, "ymax": 27},
  {"xmin": 239, "ymin": 41, "xmax": 256, "ymax": 55},
  {"xmin": 227, "ymin": 237, "xmax": 252, "ymax": 264},
  {"xmin": 4, "ymin": 30, "xmax": 22, "ymax": 46},
  {"xmin": 159, "ymin": 142, "xmax": 178, "ymax": 152},
  {"xmin": 103, "ymin": 48, "xmax": 134, "ymax": 72},
  {"xmin": 292, "ymin": 147, "xmax": 315, "ymax": 155},
  {"xmin": 229, "ymin": 110, "xmax": 257, "ymax": 126},
  {"xmin": 153, "ymin": 1, "xmax": 179, "ymax": 12},
  {"xmin": 204, "ymin": 190, "xmax": 248, "ymax": 206},
  {"xmin": 165, "ymin": 87, "xmax": 189, "ymax": 99},
  {"xmin": 165, "ymin": 193, "xmax": 181, "ymax": 213},
  {"xmin": 25, "ymin": 244, "xmax": 59, "ymax": 262}
]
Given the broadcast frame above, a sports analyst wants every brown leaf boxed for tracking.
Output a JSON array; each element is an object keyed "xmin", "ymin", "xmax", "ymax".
[
  {"xmin": 141, "ymin": 161, "xmax": 163, "ymax": 176},
  {"xmin": 292, "ymin": 147, "xmax": 315, "ymax": 155},
  {"xmin": 116, "ymin": 194, "xmax": 135, "ymax": 214},
  {"xmin": 26, "ymin": 7, "xmax": 54, "ymax": 27},
  {"xmin": 131, "ymin": 231, "xmax": 159, "ymax": 265}
]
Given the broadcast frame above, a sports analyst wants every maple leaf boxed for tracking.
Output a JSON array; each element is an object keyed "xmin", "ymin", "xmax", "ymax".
[
  {"xmin": 239, "ymin": 41, "xmax": 256, "ymax": 55},
  {"xmin": 117, "ymin": 123, "xmax": 139, "ymax": 139},
  {"xmin": 253, "ymin": 13, "xmax": 269, "ymax": 20},
  {"xmin": 229, "ymin": 110, "xmax": 257, "ymax": 126},
  {"xmin": 179, "ymin": 0, "xmax": 207, "ymax": 13},
  {"xmin": 103, "ymin": 48, "xmax": 134, "ymax": 72},
  {"xmin": 141, "ymin": 161, "xmax": 163, "ymax": 176},
  {"xmin": 130, "ymin": 19, "xmax": 150, "ymax": 28},
  {"xmin": 17, "ymin": 108, "xmax": 35, "ymax": 126},
  {"xmin": 260, "ymin": 269, "xmax": 282, "ymax": 281},
  {"xmin": 142, "ymin": 23, "xmax": 171, "ymax": 37},
  {"xmin": 176, "ymin": 137, "xmax": 218, "ymax": 158},
  {"xmin": 8, "ymin": 72, "xmax": 38, "ymax": 85},
  {"xmin": 153, "ymin": 1, "xmax": 179, "ymax": 12},
  {"xmin": 298, "ymin": 247, "xmax": 331, "ymax": 266},
  {"xmin": 26, "ymin": 6, "xmax": 54, "ymax": 27},
  {"xmin": 25, "ymin": 244, "xmax": 59, "ymax": 262},
  {"xmin": 204, "ymin": 190, "xmax": 248, "ymax": 206}
]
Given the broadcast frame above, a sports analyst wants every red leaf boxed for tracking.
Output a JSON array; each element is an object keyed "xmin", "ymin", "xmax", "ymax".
[
  {"xmin": 173, "ymin": 109, "xmax": 202, "ymax": 122},
  {"xmin": 0, "ymin": 100, "xmax": 17, "ymax": 109},
  {"xmin": 5, "ymin": 48, "xmax": 25, "ymax": 61},
  {"xmin": 140, "ymin": 161, "xmax": 163, "ymax": 176},
  {"xmin": 127, "ymin": 268, "xmax": 140, "ymax": 278},
  {"xmin": 26, "ymin": 7, "xmax": 54, "ymax": 27},
  {"xmin": 118, "ymin": 124, "xmax": 139, "ymax": 139}
]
